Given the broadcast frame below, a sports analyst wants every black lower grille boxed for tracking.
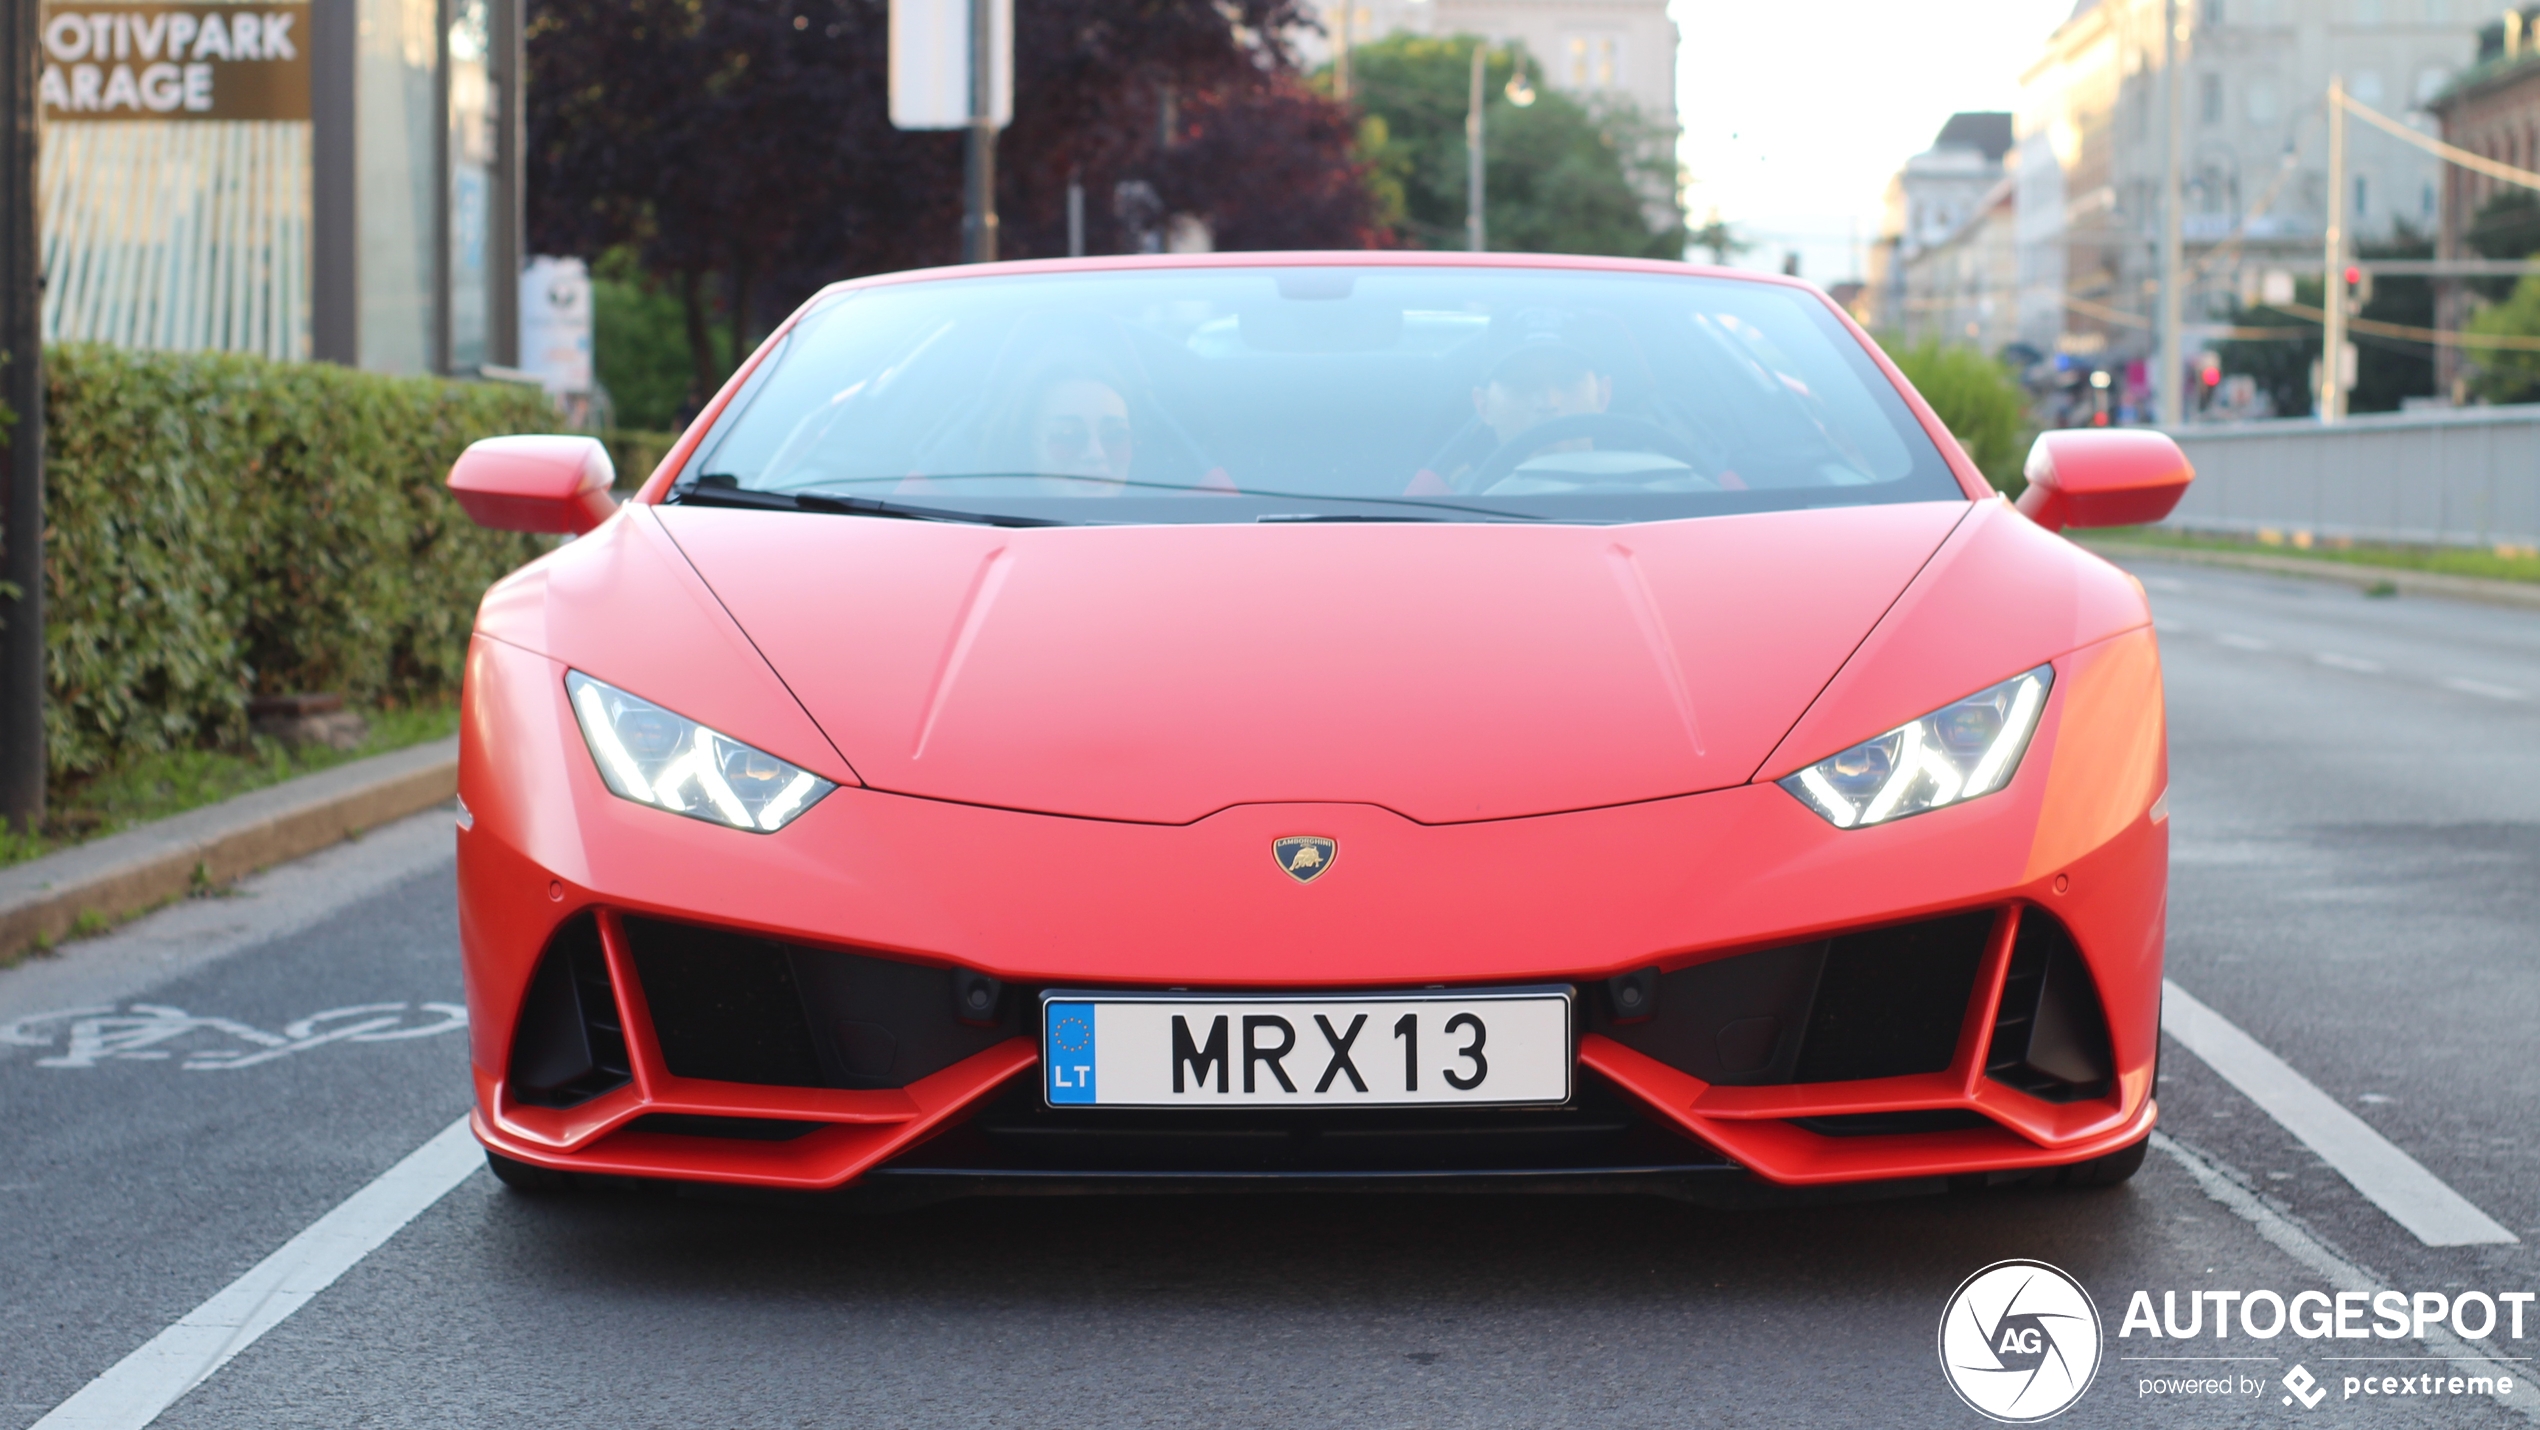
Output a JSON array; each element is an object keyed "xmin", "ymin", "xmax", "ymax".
[
  {"xmin": 508, "ymin": 914, "xmax": 634, "ymax": 1108},
  {"xmin": 1788, "ymin": 1110, "xmax": 1993, "ymax": 1138},
  {"xmin": 1984, "ymin": 909, "xmax": 2115, "ymax": 1103},
  {"xmin": 889, "ymin": 1072, "xmax": 1729, "ymax": 1176},
  {"xmin": 621, "ymin": 915, "xmax": 1021, "ymax": 1091},
  {"xmin": 1597, "ymin": 910, "xmax": 1995, "ymax": 1087},
  {"xmin": 627, "ymin": 1114, "xmax": 823, "ymax": 1142}
]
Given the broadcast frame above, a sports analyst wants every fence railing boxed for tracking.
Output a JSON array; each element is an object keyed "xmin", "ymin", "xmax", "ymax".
[{"xmin": 2162, "ymin": 405, "xmax": 2540, "ymax": 549}]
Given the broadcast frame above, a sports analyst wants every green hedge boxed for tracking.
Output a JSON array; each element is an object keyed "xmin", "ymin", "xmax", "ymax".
[{"xmin": 42, "ymin": 344, "xmax": 554, "ymax": 778}]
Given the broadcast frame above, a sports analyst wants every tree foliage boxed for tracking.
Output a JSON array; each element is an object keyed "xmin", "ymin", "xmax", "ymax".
[
  {"xmin": 2466, "ymin": 274, "xmax": 2540, "ymax": 403},
  {"xmin": 1884, "ymin": 339, "xmax": 2030, "ymax": 493},
  {"xmin": 1340, "ymin": 35, "xmax": 1682, "ymax": 256},
  {"xmin": 526, "ymin": 0, "xmax": 1383, "ymax": 408}
]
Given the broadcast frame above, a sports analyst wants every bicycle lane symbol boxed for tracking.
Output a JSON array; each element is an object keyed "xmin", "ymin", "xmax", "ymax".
[{"xmin": 0, "ymin": 1001, "xmax": 468, "ymax": 1071}]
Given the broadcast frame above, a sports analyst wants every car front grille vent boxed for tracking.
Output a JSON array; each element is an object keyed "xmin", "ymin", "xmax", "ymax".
[
  {"xmin": 1984, "ymin": 908, "xmax": 2116, "ymax": 1103},
  {"xmin": 620, "ymin": 915, "xmax": 1021, "ymax": 1091},
  {"xmin": 1595, "ymin": 909, "xmax": 1994, "ymax": 1088},
  {"xmin": 507, "ymin": 913, "xmax": 634, "ymax": 1109}
]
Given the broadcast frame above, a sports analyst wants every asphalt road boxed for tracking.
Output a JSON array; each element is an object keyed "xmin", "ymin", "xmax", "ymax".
[{"xmin": 4, "ymin": 556, "xmax": 2535, "ymax": 1429}]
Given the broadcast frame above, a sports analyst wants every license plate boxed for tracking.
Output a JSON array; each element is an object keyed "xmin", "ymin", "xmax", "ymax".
[{"xmin": 1040, "ymin": 988, "xmax": 1572, "ymax": 1108}]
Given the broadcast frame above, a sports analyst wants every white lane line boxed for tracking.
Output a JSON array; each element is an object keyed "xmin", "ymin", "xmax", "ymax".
[
  {"xmin": 2153, "ymin": 1134, "xmax": 2538, "ymax": 1424},
  {"xmin": 34, "ymin": 1116, "xmax": 481, "ymax": 1430},
  {"xmin": 2314, "ymin": 652, "xmax": 2385, "ymax": 674},
  {"xmin": 2216, "ymin": 633, "xmax": 2272, "ymax": 651},
  {"xmin": 2162, "ymin": 981, "xmax": 2517, "ymax": 1247},
  {"xmin": 2444, "ymin": 677, "xmax": 2529, "ymax": 701}
]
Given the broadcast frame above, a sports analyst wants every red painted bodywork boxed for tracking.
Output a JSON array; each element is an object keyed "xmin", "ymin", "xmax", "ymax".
[
  {"xmin": 447, "ymin": 435, "xmax": 619, "ymax": 535},
  {"xmin": 2015, "ymin": 429, "xmax": 2196, "ymax": 532},
  {"xmin": 456, "ymin": 253, "xmax": 2176, "ymax": 1192}
]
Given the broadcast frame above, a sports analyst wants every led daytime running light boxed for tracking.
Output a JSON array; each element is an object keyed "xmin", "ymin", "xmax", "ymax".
[
  {"xmin": 1778, "ymin": 665, "xmax": 2053, "ymax": 830},
  {"xmin": 564, "ymin": 671, "xmax": 835, "ymax": 834}
]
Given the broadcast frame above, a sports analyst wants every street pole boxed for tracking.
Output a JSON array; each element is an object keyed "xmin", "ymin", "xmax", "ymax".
[
  {"xmin": 1334, "ymin": 0, "xmax": 1350, "ymax": 101},
  {"xmin": 1466, "ymin": 44, "xmax": 1485, "ymax": 253},
  {"xmin": 960, "ymin": 0, "xmax": 998, "ymax": 263},
  {"xmin": 2321, "ymin": 74, "xmax": 2347, "ymax": 423},
  {"xmin": 1, "ymin": 0, "xmax": 45, "ymax": 834},
  {"xmin": 2158, "ymin": 0, "xmax": 2184, "ymax": 428}
]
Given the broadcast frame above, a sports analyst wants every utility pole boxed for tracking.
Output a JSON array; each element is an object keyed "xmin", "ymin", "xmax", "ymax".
[
  {"xmin": 2157, "ymin": 0, "xmax": 2184, "ymax": 428},
  {"xmin": 1333, "ymin": 0, "xmax": 1351, "ymax": 101},
  {"xmin": 1466, "ymin": 44, "xmax": 1486, "ymax": 252},
  {"xmin": 961, "ymin": 0, "xmax": 998, "ymax": 263},
  {"xmin": 2321, "ymin": 74, "xmax": 2347, "ymax": 423},
  {"xmin": 1, "ymin": 0, "xmax": 45, "ymax": 834}
]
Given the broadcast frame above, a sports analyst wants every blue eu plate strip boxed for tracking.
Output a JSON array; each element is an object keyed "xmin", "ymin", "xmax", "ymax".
[{"xmin": 1046, "ymin": 1001, "xmax": 1097, "ymax": 1104}]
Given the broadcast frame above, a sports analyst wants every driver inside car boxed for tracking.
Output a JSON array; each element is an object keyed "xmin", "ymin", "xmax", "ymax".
[
  {"xmin": 1474, "ymin": 340, "xmax": 1612, "ymax": 448},
  {"xmin": 1440, "ymin": 340, "xmax": 1615, "ymax": 491}
]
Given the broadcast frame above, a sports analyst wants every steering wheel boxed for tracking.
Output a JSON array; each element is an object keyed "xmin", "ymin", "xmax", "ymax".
[{"xmin": 1465, "ymin": 414, "xmax": 1707, "ymax": 492}]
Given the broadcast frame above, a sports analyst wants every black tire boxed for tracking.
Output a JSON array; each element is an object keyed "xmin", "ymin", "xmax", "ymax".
[
  {"xmin": 2050, "ymin": 1134, "xmax": 2150, "ymax": 1188},
  {"xmin": 485, "ymin": 1149, "xmax": 573, "ymax": 1194}
]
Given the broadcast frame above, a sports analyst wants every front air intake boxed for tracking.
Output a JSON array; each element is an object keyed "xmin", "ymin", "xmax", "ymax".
[
  {"xmin": 507, "ymin": 914, "xmax": 634, "ymax": 1108},
  {"xmin": 620, "ymin": 915, "xmax": 1021, "ymax": 1090},
  {"xmin": 1984, "ymin": 909, "xmax": 2115, "ymax": 1103},
  {"xmin": 1596, "ymin": 910, "xmax": 1994, "ymax": 1086}
]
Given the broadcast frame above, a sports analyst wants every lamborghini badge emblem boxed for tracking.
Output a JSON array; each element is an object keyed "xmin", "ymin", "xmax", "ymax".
[{"xmin": 1272, "ymin": 836, "xmax": 1338, "ymax": 884}]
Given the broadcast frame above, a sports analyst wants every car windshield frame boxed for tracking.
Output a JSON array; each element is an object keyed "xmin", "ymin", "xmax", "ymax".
[{"xmin": 669, "ymin": 264, "xmax": 1969, "ymax": 528}]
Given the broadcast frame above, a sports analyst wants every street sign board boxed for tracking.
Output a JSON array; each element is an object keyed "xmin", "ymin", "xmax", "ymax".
[
  {"xmin": 888, "ymin": 0, "xmax": 1009, "ymax": 130},
  {"xmin": 37, "ymin": 3, "xmax": 311, "ymax": 122}
]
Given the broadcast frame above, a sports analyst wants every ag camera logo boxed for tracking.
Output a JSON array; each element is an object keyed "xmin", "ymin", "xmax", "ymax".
[{"xmin": 1940, "ymin": 1259, "xmax": 2103, "ymax": 1422}]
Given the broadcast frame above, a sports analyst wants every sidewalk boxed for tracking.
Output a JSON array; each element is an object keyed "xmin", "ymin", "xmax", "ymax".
[
  {"xmin": 0, "ymin": 737, "xmax": 459, "ymax": 964},
  {"xmin": 2082, "ymin": 539, "xmax": 2540, "ymax": 610}
]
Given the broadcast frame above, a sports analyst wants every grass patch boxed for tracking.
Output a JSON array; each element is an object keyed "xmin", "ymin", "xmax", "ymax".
[
  {"xmin": 0, "ymin": 701, "xmax": 457, "ymax": 871},
  {"xmin": 2084, "ymin": 527, "xmax": 2540, "ymax": 585}
]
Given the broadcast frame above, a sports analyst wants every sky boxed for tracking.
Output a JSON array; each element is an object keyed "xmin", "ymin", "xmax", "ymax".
[{"xmin": 1669, "ymin": 0, "xmax": 2081, "ymax": 284}]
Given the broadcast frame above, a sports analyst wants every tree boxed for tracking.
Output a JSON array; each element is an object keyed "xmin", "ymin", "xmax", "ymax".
[
  {"xmin": 1339, "ymin": 35, "xmax": 1682, "ymax": 257},
  {"xmin": 2466, "ymin": 274, "xmax": 2540, "ymax": 403},
  {"xmin": 1884, "ymin": 339, "xmax": 2030, "ymax": 493},
  {"xmin": 527, "ymin": 0, "xmax": 1381, "ymax": 411},
  {"xmin": 1686, "ymin": 210, "xmax": 1745, "ymax": 265}
]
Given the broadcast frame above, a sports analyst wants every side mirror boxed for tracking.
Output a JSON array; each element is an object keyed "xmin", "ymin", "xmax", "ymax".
[
  {"xmin": 447, "ymin": 435, "xmax": 618, "ymax": 534},
  {"xmin": 2015, "ymin": 429, "xmax": 2193, "ymax": 532}
]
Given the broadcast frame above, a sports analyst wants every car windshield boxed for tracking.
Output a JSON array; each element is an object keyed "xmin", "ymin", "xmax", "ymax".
[{"xmin": 674, "ymin": 266, "xmax": 1963, "ymax": 526}]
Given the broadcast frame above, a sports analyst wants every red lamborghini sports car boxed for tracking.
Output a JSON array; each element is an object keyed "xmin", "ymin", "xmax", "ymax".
[{"xmin": 447, "ymin": 253, "xmax": 2191, "ymax": 1202}]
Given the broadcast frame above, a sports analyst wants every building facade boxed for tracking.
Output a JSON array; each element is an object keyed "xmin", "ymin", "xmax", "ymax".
[
  {"xmin": 2430, "ymin": 8, "xmax": 2540, "ymax": 395},
  {"xmin": 2015, "ymin": 0, "xmax": 2476, "ymax": 408},
  {"xmin": 35, "ymin": 0, "xmax": 522, "ymax": 375},
  {"xmin": 1865, "ymin": 112, "xmax": 2014, "ymax": 342}
]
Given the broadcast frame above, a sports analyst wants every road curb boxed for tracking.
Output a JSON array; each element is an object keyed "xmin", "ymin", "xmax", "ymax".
[
  {"xmin": 0, "ymin": 736, "xmax": 458, "ymax": 964},
  {"xmin": 2085, "ymin": 541, "xmax": 2540, "ymax": 610}
]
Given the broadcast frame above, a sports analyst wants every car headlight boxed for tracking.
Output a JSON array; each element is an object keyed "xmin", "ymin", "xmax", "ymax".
[
  {"xmin": 565, "ymin": 671, "xmax": 835, "ymax": 832},
  {"xmin": 1778, "ymin": 665, "xmax": 2053, "ymax": 829}
]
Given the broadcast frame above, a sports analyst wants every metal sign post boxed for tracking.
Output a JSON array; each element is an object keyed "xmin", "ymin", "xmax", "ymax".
[
  {"xmin": 2321, "ymin": 74, "xmax": 2347, "ymax": 424},
  {"xmin": 889, "ymin": 0, "xmax": 1011, "ymax": 262},
  {"xmin": 1465, "ymin": 44, "xmax": 1484, "ymax": 253},
  {"xmin": 1, "ymin": 0, "xmax": 44, "ymax": 833}
]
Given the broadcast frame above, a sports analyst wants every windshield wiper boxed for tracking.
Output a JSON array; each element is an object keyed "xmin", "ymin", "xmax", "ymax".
[
  {"xmin": 674, "ymin": 478, "xmax": 1066, "ymax": 528},
  {"xmin": 1254, "ymin": 512, "xmax": 1443, "ymax": 522}
]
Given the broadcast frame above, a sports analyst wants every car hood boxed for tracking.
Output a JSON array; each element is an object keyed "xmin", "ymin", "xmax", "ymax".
[{"xmin": 655, "ymin": 502, "xmax": 1971, "ymax": 824}]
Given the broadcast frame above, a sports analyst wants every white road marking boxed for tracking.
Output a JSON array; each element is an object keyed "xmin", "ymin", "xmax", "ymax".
[
  {"xmin": 2, "ymin": 1002, "xmax": 466, "ymax": 1071},
  {"xmin": 2140, "ymin": 576, "xmax": 2190, "ymax": 592},
  {"xmin": 2216, "ymin": 633, "xmax": 2271, "ymax": 651},
  {"xmin": 2154, "ymin": 1134, "xmax": 2538, "ymax": 1424},
  {"xmin": 2314, "ymin": 652, "xmax": 2385, "ymax": 674},
  {"xmin": 32, "ymin": 1116, "xmax": 481, "ymax": 1430},
  {"xmin": 2443, "ymin": 677, "xmax": 2529, "ymax": 701},
  {"xmin": 2162, "ymin": 981, "xmax": 2517, "ymax": 1247}
]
